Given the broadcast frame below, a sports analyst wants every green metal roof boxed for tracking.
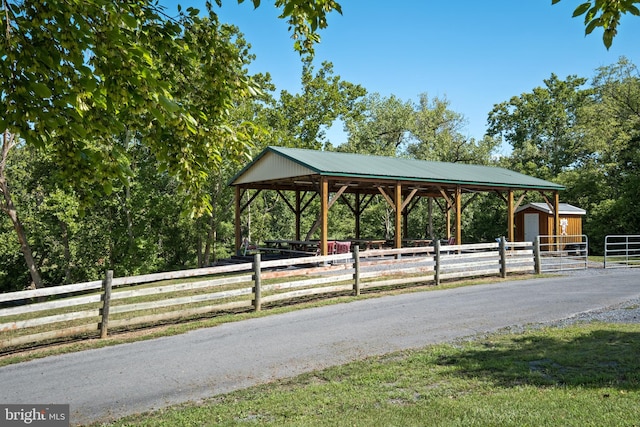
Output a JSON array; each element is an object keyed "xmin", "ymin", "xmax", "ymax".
[{"xmin": 230, "ymin": 146, "xmax": 565, "ymax": 191}]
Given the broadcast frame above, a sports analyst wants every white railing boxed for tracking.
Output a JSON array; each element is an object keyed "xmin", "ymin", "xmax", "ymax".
[
  {"xmin": 536, "ymin": 235, "xmax": 588, "ymax": 272},
  {"xmin": 0, "ymin": 239, "xmax": 536, "ymax": 350},
  {"xmin": 604, "ymin": 235, "xmax": 640, "ymax": 269}
]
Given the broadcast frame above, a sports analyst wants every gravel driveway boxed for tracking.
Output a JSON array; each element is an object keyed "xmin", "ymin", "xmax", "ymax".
[{"xmin": 1, "ymin": 267, "xmax": 639, "ymax": 426}]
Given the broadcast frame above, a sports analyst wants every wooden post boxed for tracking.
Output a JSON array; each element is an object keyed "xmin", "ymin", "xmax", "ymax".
[
  {"xmin": 355, "ymin": 192, "xmax": 361, "ymax": 239},
  {"xmin": 234, "ymin": 186, "xmax": 242, "ymax": 254},
  {"xmin": 554, "ymin": 191, "xmax": 561, "ymax": 251},
  {"xmin": 295, "ymin": 190, "xmax": 301, "ymax": 241},
  {"xmin": 353, "ymin": 245, "xmax": 360, "ymax": 296},
  {"xmin": 534, "ymin": 237, "xmax": 541, "ymax": 274},
  {"xmin": 500, "ymin": 236, "xmax": 507, "ymax": 278},
  {"xmin": 395, "ymin": 182, "xmax": 402, "ymax": 249},
  {"xmin": 100, "ymin": 270, "xmax": 113, "ymax": 339},
  {"xmin": 455, "ymin": 186, "xmax": 462, "ymax": 245},
  {"xmin": 435, "ymin": 239, "xmax": 441, "ymax": 286},
  {"xmin": 320, "ymin": 177, "xmax": 329, "ymax": 256},
  {"xmin": 507, "ymin": 190, "xmax": 515, "ymax": 243},
  {"xmin": 253, "ymin": 253, "xmax": 261, "ymax": 311}
]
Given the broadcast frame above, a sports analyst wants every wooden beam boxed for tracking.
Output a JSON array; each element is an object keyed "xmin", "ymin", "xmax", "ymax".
[
  {"xmin": 305, "ymin": 184, "xmax": 348, "ymax": 243},
  {"xmin": 494, "ymin": 190, "xmax": 507, "ymax": 204},
  {"xmin": 554, "ymin": 191, "xmax": 560, "ymax": 248},
  {"xmin": 400, "ymin": 188, "xmax": 419, "ymax": 212},
  {"xmin": 507, "ymin": 189, "xmax": 515, "ymax": 243},
  {"xmin": 377, "ymin": 186, "xmax": 395, "ymax": 209},
  {"xmin": 328, "ymin": 185, "xmax": 348, "ymax": 209},
  {"xmin": 295, "ymin": 191, "xmax": 301, "ymax": 241},
  {"xmin": 455, "ymin": 186, "xmax": 462, "ymax": 245},
  {"xmin": 438, "ymin": 186, "xmax": 454, "ymax": 208},
  {"xmin": 395, "ymin": 182, "xmax": 402, "ymax": 248},
  {"xmin": 461, "ymin": 193, "xmax": 479, "ymax": 212},
  {"xmin": 235, "ymin": 186, "xmax": 242, "ymax": 253},
  {"xmin": 320, "ymin": 177, "xmax": 329, "ymax": 256},
  {"xmin": 514, "ymin": 191, "xmax": 527, "ymax": 212},
  {"xmin": 276, "ymin": 190, "xmax": 295, "ymax": 213},
  {"xmin": 240, "ymin": 189, "xmax": 261, "ymax": 213}
]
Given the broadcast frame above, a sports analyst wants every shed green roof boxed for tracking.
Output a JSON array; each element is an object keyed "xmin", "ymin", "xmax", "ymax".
[{"xmin": 230, "ymin": 146, "xmax": 565, "ymax": 191}]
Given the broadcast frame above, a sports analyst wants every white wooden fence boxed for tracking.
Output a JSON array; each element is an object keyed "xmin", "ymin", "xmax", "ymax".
[{"xmin": 0, "ymin": 239, "xmax": 535, "ymax": 350}]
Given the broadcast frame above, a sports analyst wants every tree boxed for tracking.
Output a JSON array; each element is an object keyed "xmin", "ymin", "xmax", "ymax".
[
  {"xmin": 263, "ymin": 60, "xmax": 366, "ymax": 150},
  {"xmin": 1, "ymin": 0, "xmax": 342, "ymax": 211},
  {"xmin": 408, "ymin": 94, "xmax": 498, "ymax": 164},
  {"xmin": 340, "ymin": 94, "xmax": 415, "ymax": 156},
  {"xmin": 1, "ymin": 0, "xmax": 341, "ymax": 288},
  {"xmin": 553, "ymin": 0, "xmax": 640, "ymax": 48},
  {"xmin": 0, "ymin": 132, "xmax": 43, "ymax": 288},
  {"xmin": 487, "ymin": 74, "xmax": 593, "ymax": 180}
]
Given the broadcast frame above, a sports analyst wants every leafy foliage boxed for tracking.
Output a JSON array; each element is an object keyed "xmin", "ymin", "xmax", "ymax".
[{"xmin": 553, "ymin": 0, "xmax": 640, "ymax": 48}]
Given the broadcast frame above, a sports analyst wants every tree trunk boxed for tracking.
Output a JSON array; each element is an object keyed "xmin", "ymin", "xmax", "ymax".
[
  {"xmin": 1, "ymin": 187, "xmax": 43, "ymax": 289},
  {"xmin": 1, "ymin": 131, "xmax": 44, "ymax": 289},
  {"xmin": 61, "ymin": 221, "xmax": 73, "ymax": 284}
]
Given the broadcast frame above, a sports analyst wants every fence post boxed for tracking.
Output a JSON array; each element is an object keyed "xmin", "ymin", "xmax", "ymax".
[
  {"xmin": 100, "ymin": 270, "xmax": 113, "ymax": 339},
  {"xmin": 435, "ymin": 239, "xmax": 441, "ymax": 286},
  {"xmin": 253, "ymin": 253, "xmax": 261, "ymax": 311},
  {"xmin": 353, "ymin": 245, "xmax": 360, "ymax": 296},
  {"xmin": 534, "ymin": 237, "xmax": 541, "ymax": 274},
  {"xmin": 500, "ymin": 237, "xmax": 507, "ymax": 278}
]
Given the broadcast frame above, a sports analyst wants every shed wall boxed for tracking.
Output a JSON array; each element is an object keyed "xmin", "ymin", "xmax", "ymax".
[{"xmin": 515, "ymin": 207, "xmax": 583, "ymax": 246}]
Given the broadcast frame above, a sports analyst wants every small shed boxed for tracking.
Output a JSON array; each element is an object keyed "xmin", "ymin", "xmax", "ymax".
[{"xmin": 515, "ymin": 202, "xmax": 586, "ymax": 244}]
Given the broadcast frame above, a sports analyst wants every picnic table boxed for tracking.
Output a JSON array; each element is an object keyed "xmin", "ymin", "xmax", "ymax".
[
  {"xmin": 402, "ymin": 238, "xmax": 433, "ymax": 247},
  {"xmin": 262, "ymin": 240, "xmax": 319, "ymax": 255},
  {"xmin": 350, "ymin": 239, "xmax": 387, "ymax": 250}
]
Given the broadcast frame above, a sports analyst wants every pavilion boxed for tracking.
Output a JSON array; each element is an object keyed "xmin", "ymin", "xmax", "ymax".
[{"xmin": 229, "ymin": 146, "xmax": 565, "ymax": 255}]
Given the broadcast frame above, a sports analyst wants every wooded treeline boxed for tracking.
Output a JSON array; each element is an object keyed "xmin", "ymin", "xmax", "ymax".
[{"xmin": 1, "ymin": 2, "xmax": 639, "ymax": 292}]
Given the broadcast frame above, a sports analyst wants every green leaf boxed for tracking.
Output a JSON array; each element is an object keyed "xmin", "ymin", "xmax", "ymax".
[
  {"xmin": 159, "ymin": 95, "xmax": 180, "ymax": 113},
  {"xmin": 603, "ymin": 28, "xmax": 614, "ymax": 49},
  {"xmin": 122, "ymin": 14, "xmax": 137, "ymax": 29},
  {"xmin": 627, "ymin": 5, "xmax": 640, "ymax": 15},
  {"xmin": 31, "ymin": 82, "xmax": 52, "ymax": 98},
  {"xmin": 282, "ymin": 1, "xmax": 295, "ymax": 17},
  {"xmin": 573, "ymin": 2, "xmax": 592, "ymax": 17},
  {"xmin": 551, "ymin": 0, "xmax": 562, "ymax": 4},
  {"xmin": 585, "ymin": 17, "xmax": 600, "ymax": 34},
  {"xmin": 103, "ymin": 181, "xmax": 113, "ymax": 195}
]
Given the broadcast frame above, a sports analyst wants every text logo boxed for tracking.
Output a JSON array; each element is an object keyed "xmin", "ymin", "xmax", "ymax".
[{"xmin": 1, "ymin": 405, "xmax": 69, "ymax": 427}]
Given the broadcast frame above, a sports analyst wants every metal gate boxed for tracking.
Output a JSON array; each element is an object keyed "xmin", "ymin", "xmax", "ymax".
[
  {"xmin": 604, "ymin": 235, "xmax": 640, "ymax": 268},
  {"xmin": 537, "ymin": 234, "xmax": 589, "ymax": 272}
]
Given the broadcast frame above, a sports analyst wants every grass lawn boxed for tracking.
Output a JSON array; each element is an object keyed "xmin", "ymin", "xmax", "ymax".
[{"xmin": 97, "ymin": 321, "xmax": 640, "ymax": 426}]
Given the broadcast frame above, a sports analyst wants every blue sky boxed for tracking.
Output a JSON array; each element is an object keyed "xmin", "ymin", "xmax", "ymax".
[{"xmin": 161, "ymin": 0, "xmax": 640, "ymax": 155}]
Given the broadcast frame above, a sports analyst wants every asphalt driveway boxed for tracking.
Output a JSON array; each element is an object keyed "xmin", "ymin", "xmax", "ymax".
[{"xmin": 1, "ymin": 268, "xmax": 639, "ymax": 425}]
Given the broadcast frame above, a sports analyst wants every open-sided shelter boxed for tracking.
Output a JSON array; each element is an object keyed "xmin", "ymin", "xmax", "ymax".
[{"xmin": 229, "ymin": 146, "xmax": 566, "ymax": 255}]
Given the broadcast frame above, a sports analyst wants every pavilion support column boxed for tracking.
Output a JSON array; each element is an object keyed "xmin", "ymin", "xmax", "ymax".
[
  {"xmin": 355, "ymin": 192, "xmax": 361, "ymax": 239},
  {"xmin": 320, "ymin": 177, "xmax": 329, "ymax": 256},
  {"xmin": 554, "ymin": 191, "xmax": 560, "ymax": 249},
  {"xmin": 295, "ymin": 190, "xmax": 301, "ymax": 241},
  {"xmin": 455, "ymin": 186, "xmax": 462, "ymax": 245},
  {"xmin": 234, "ymin": 186, "xmax": 242, "ymax": 253},
  {"xmin": 427, "ymin": 197, "xmax": 434, "ymax": 239},
  {"xmin": 507, "ymin": 189, "xmax": 515, "ymax": 243},
  {"xmin": 395, "ymin": 182, "xmax": 402, "ymax": 249}
]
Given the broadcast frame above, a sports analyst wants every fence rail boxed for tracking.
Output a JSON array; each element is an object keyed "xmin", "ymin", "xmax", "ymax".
[
  {"xmin": 536, "ymin": 234, "xmax": 588, "ymax": 272},
  {"xmin": 604, "ymin": 235, "xmax": 640, "ymax": 268},
  {"xmin": 1, "ymin": 238, "xmax": 536, "ymax": 350}
]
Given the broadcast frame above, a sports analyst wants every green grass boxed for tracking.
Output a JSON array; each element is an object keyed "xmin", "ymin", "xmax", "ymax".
[{"xmin": 97, "ymin": 322, "xmax": 640, "ymax": 427}]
